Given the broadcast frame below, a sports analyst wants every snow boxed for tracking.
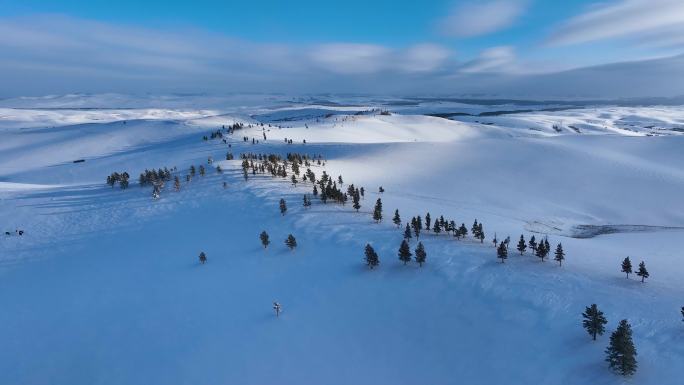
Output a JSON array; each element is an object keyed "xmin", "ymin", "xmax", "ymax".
[{"xmin": 0, "ymin": 95, "xmax": 682, "ymax": 385}]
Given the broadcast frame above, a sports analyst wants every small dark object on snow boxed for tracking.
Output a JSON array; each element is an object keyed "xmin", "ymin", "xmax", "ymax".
[
  {"xmin": 199, "ymin": 252, "xmax": 207, "ymax": 264},
  {"xmin": 73, "ymin": 159, "xmax": 85, "ymax": 163},
  {"xmin": 273, "ymin": 301, "xmax": 282, "ymax": 317}
]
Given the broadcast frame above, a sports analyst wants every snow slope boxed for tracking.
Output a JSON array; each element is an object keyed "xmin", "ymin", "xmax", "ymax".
[{"xmin": 0, "ymin": 97, "xmax": 683, "ymax": 385}]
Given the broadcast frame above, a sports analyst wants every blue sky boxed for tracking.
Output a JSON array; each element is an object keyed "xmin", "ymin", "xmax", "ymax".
[{"xmin": 1, "ymin": 0, "xmax": 683, "ymax": 97}]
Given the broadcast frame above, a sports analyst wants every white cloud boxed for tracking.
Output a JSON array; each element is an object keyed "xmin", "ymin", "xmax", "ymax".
[
  {"xmin": 460, "ymin": 46, "xmax": 516, "ymax": 73},
  {"xmin": 308, "ymin": 44, "xmax": 391, "ymax": 74},
  {"xmin": 548, "ymin": 0, "xmax": 684, "ymax": 46},
  {"xmin": 398, "ymin": 44, "xmax": 451, "ymax": 72},
  {"xmin": 308, "ymin": 43, "xmax": 451, "ymax": 74},
  {"xmin": 438, "ymin": 0, "xmax": 527, "ymax": 37}
]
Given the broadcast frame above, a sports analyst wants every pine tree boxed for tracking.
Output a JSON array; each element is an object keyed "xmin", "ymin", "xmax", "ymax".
[
  {"xmin": 517, "ymin": 235, "xmax": 527, "ymax": 255},
  {"xmin": 285, "ymin": 234, "xmax": 297, "ymax": 250},
  {"xmin": 433, "ymin": 220, "xmax": 441, "ymax": 234},
  {"xmin": 199, "ymin": 165, "xmax": 206, "ymax": 176},
  {"xmin": 554, "ymin": 243, "xmax": 565, "ymax": 266},
  {"xmin": 174, "ymin": 176, "xmax": 181, "ymax": 191},
  {"xmin": 398, "ymin": 240, "xmax": 412, "ymax": 265},
  {"xmin": 621, "ymin": 257, "xmax": 633, "ymax": 278},
  {"xmin": 313, "ymin": 185, "xmax": 318, "ymax": 196},
  {"xmin": 471, "ymin": 219, "xmax": 479, "ymax": 236},
  {"xmin": 536, "ymin": 240, "xmax": 548, "ymax": 262},
  {"xmin": 636, "ymin": 261, "xmax": 649, "ymax": 283},
  {"xmin": 528, "ymin": 235, "xmax": 537, "ymax": 253},
  {"xmin": 373, "ymin": 198, "xmax": 383, "ymax": 223},
  {"xmin": 457, "ymin": 223, "xmax": 468, "ymax": 239},
  {"xmin": 199, "ymin": 251, "xmax": 207, "ymax": 264},
  {"xmin": 476, "ymin": 223, "xmax": 485, "ymax": 243},
  {"xmin": 404, "ymin": 223, "xmax": 412, "ymax": 241},
  {"xmin": 582, "ymin": 304, "xmax": 608, "ymax": 341},
  {"xmin": 279, "ymin": 198, "xmax": 287, "ymax": 216},
  {"xmin": 364, "ymin": 244, "xmax": 379, "ymax": 269},
  {"xmin": 414, "ymin": 242, "xmax": 426, "ymax": 267},
  {"xmin": 393, "ymin": 209, "xmax": 401, "ymax": 228},
  {"xmin": 291, "ymin": 174, "xmax": 298, "ymax": 186},
  {"xmin": 497, "ymin": 242, "xmax": 508, "ymax": 263},
  {"xmin": 260, "ymin": 231, "xmax": 270, "ymax": 248},
  {"xmin": 425, "ymin": 213, "xmax": 431, "ymax": 231},
  {"xmin": 605, "ymin": 319, "xmax": 638, "ymax": 376}
]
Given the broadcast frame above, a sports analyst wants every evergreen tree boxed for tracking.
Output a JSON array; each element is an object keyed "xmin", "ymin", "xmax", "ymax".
[
  {"xmin": 313, "ymin": 185, "xmax": 318, "ymax": 196},
  {"xmin": 373, "ymin": 198, "xmax": 383, "ymax": 223},
  {"xmin": 199, "ymin": 165, "xmax": 206, "ymax": 176},
  {"xmin": 364, "ymin": 244, "xmax": 379, "ymax": 269},
  {"xmin": 476, "ymin": 223, "xmax": 485, "ymax": 243},
  {"xmin": 199, "ymin": 251, "xmax": 207, "ymax": 264},
  {"xmin": 433, "ymin": 220, "xmax": 441, "ymax": 234},
  {"xmin": 360, "ymin": 187, "xmax": 365, "ymax": 198},
  {"xmin": 471, "ymin": 219, "xmax": 479, "ymax": 236},
  {"xmin": 291, "ymin": 174, "xmax": 298, "ymax": 186},
  {"xmin": 393, "ymin": 209, "xmax": 401, "ymax": 228},
  {"xmin": 279, "ymin": 198, "xmax": 287, "ymax": 216},
  {"xmin": 425, "ymin": 213, "xmax": 431, "ymax": 231},
  {"xmin": 517, "ymin": 235, "xmax": 527, "ymax": 255},
  {"xmin": 582, "ymin": 304, "xmax": 608, "ymax": 341},
  {"xmin": 415, "ymin": 242, "xmax": 426, "ymax": 267},
  {"xmin": 605, "ymin": 319, "xmax": 638, "ymax": 376},
  {"xmin": 404, "ymin": 223, "xmax": 412, "ymax": 241},
  {"xmin": 554, "ymin": 243, "xmax": 565, "ymax": 266},
  {"xmin": 174, "ymin": 176, "xmax": 181, "ymax": 191},
  {"xmin": 190, "ymin": 165, "xmax": 196, "ymax": 176},
  {"xmin": 529, "ymin": 235, "xmax": 537, "ymax": 253},
  {"xmin": 457, "ymin": 223, "xmax": 468, "ymax": 239},
  {"xmin": 621, "ymin": 257, "xmax": 633, "ymax": 279},
  {"xmin": 497, "ymin": 242, "xmax": 508, "ymax": 263},
  {"xmin": 260, "ymin": 231, "xmax": 270, "ymax": 248},
  {"xmin": 536, "ymin": 240, "xmax": 548, "ymax": 262},
  {"xmin": 285, "ymin": 234, "xmax": 297, "ymax": 250},
  {"xmin": 353, "ymin": 193, "xmax": 361, "ymax": 212},
  {"xmin": 398, "ymin": 240, "xmax": 412, "ymax": 265},
  {"xmin": 636, "ymin": 261, "xmax": 649, "ymax": 283}
]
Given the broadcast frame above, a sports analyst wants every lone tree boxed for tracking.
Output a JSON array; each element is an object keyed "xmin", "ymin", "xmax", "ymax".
[
  {"xmin": 636, "ymin": 261, "xmax": 649, "ymax": 283},
  {"xmin": 279, "ymin": 198, "xmax": 287, "ymax": 216},
  {"xmin": 425, "ymin": 213, "xmax": 431, "ymax": 231},
  {"xmin": 285, "ymin": 234, "xmax": 297, "ymax": 250},
  {"xmin": 393, "ymin": 209, "xmax": 401, "ymax": 228},
  {"xmin": 517, "ymin": 235, "xmax": 527, "ymax": 255},
  {"xmin": 605, "ymin": 319, "xmax": 638, "ymax": 376},
  {"xmin": 364, "ymin": 244, "xmax": 379, "ymax": 269},
  {"xmin": 497, "ymin": 242, "xmax": 508, "ymax": 263},
  {"xmin": 621, "ymin": 257, "xmax": 633, "ymax": 279},
  {"xmin": 554, "ymin": 243, "xmax": 565, "ymax": 266},
  {"xmin": 373, "ymin": 198, "xmax": 383, "ymax": 223},
  {"xmin": 199, "ymin": 252, "xmax": 207, "ymax": 264},
  {"xmin": 414, "ymin": 242, "xmax": 426, "ymax": 267},
  {"xmin": 582, "ymin": 304, "xmax": 608, "ymax": 341},
  {"xmin": 398, "ymin": 240, "xmax": 412, "ymax": 265},
  {"xmin": 403, "ymin": 223, "xmax": 412, "ymax": 241},
  {"xmin": 260, "ymin": 231, "xmax": 270, "ymax": 249}
]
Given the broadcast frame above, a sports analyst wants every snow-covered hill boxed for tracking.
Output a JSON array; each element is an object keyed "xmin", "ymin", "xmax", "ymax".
[{"xmin": 0, "ymin": 96, "xmax": 683, "ymax": 385}]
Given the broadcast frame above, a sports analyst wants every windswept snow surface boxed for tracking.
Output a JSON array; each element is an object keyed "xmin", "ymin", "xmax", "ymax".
[{"xmin": 1, "ymin": 95, "xmax": 683, "ymax": 385}]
